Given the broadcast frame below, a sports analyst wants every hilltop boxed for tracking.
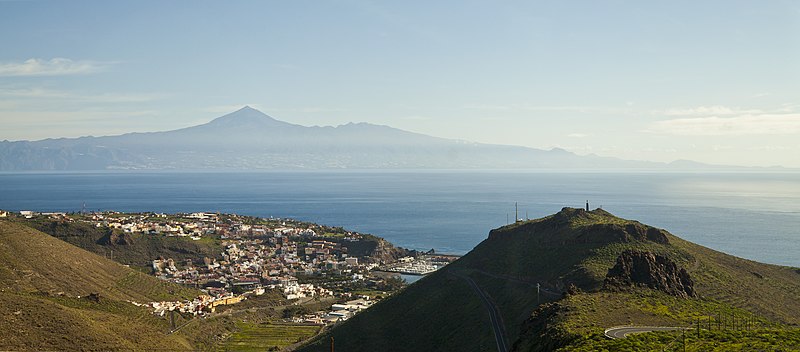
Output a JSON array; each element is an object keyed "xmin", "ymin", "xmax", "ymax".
[
  {"xmin": 0, "ymin": 220, "xmax": 202, "ymax": 350},
  {"xmin": 0, "ymin": 106, "xmax": 732, "ymax": 171},
  {"xmin": 299, "ymin": 208, "xmax": 800, "ymax": 351}
]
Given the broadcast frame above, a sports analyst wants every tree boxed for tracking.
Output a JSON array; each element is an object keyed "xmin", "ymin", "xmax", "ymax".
[{"xmin": 282, "ymin": 305, "xmax": 310, "ymax": 319}]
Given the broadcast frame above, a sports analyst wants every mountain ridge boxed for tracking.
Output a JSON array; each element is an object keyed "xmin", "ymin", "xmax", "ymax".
[{"xmin": 0, "ymin": 107, "xmax": 774, "ymax": 171}]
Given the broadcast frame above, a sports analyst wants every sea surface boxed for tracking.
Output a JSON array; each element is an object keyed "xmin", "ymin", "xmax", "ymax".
[{"xmin": 1, "ymin": 170, "xmax": 798, "ymax": 267}]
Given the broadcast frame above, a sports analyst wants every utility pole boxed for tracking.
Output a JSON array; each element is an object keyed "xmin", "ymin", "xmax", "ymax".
[
  {"xmin": 330, "ymin": 336, "xmax": 334, "ymax": 352},
  {"xmin": 682, "ymin": 328, "xmax": 686, "ymax": 352},
  {"xmin": 515, "ymin": 202, "xmax": 518, "ymax": 222},
  {"xmin": 536, "ymin": 283, "xmax": 540, "ymax": 305}
]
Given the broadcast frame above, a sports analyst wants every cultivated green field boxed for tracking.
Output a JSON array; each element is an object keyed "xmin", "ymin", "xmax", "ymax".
[{"xmin": 221, "ymin": 322, "xmax": 321, "ymax": 351}]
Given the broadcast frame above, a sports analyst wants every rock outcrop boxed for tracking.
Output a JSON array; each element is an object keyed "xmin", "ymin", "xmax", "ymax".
[
  {"xmin": 337, "ymin": 237, "xmax": 413, "ymax": 264},
  {"xmin": 97, "ymin": 232, "xmax": 134, "ymax": 246},
  {"xmin": 512, "ymin": 302, "xmax": 580, "ymax": 352},
  {"xmin": 604, "ymin": 250, "xmax": 695, "ymax": 298}
]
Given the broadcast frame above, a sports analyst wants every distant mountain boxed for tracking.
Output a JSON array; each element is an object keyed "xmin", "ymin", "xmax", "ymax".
[
  {"xmin": 0, "ymin": 106, "xmax": 736, "ymax": 170},
  {"xmin": 298, "ymin": 208, "xmax": 800, "ymax": 351}
]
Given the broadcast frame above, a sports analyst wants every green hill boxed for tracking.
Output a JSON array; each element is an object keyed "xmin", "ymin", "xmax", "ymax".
[
  {"xmin": 0, "ymin": 220, "xmax": 202, "ymax": 351},
  {"xmin": 21, "ymin": 217, "xmax": 223, "ymax": 273},
  {"xmin": 299, "ymin": 208, "xmax": 800, "ymax": 351}
]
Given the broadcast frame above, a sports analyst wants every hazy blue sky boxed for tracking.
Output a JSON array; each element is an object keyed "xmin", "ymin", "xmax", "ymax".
[{"xmin": 1, "ymin": 1, "xmax": 798, "ymax": 167}]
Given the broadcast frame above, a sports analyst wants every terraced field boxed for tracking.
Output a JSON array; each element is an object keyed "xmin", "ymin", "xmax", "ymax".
[{"xmin": 221, "ymin": 322, "xmax": 322, "ymax": 351}]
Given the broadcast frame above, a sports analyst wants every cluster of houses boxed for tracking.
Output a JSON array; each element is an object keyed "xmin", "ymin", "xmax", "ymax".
[
  {"xmin": 7, "ymin": 210, "xmax": 66, "ymax": 219},
  {"xmin": 152, "ymin": 235, "xmax": 371, "ymax": 300},
  {"xmin": 68, "ymin": 212, "xmax": 387, "ymax": 320},
  {"xmin": 295, "ymin": 297, "xmax": 375, "ymax": 324},
  {"xmin": 96, "ymin": 212, "xmax": 217, "ymax": 239},
  {"xmin": 139, "ymin": 216, "xmax": 394, "ymax": 323},
  {"xmin": 138, "ymin": 292, "xmax": 247, "ymax": 317}
]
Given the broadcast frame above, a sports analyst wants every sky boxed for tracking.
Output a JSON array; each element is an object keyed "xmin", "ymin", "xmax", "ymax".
[{"xmin": 1, "ymin": 0, "xmax": 798, "ymax": 167}]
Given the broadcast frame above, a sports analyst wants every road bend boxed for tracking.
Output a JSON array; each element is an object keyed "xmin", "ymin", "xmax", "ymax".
[
  {"xmin": 604, "ymin": 326, "xmax": 689, "ymax": 339},
  {"xmin": 452, "ymin": 271, "xmax": 509, "ymax": 352}
]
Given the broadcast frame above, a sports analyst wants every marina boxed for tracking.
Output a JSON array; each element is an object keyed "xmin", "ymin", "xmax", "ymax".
[{"xmin": 381, "ymin": 254, "xmax": 460, "ymax": 276}]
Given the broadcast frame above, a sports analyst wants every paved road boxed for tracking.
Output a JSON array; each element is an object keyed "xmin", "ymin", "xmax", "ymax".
[
  {"xmin": 604, "ymin": 326, "xmax": 688, "ymax": 339},
  {"xmin": 452, "ymin": 272, "xmax": 509, "ymax": 352}
]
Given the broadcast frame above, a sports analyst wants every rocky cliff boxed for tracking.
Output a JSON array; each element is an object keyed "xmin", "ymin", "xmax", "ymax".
[
  {"xmin": 341, "ymin": 236, "xmax": 414, "ymax": 264},
  {"xmin": 604, "ymin": 250, "xmax": 695, "ymax": 298}
]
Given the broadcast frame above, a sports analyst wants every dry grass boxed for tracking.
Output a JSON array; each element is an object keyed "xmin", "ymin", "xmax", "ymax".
[
  {"xmin": 0, "ymin": 220, "xmax": 202, "ymax": 351},
  {"xmin": 0, "ymin": 220, "xmax": 199, "ymax": 301}
]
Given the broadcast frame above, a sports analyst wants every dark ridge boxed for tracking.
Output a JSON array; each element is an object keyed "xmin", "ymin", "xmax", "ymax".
[{"xmin": 489, "ymin": 207, "xmax": 668, "ymax": 246}]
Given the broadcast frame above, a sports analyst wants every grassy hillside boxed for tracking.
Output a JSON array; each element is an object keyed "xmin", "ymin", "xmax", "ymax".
[
  {"xmin": 0, "ymin": 220, "xmax": 203, "ymax": 351},
  {"xmin": 468, "ymin": 208, "xmax": 800, "ymax": 323},
  {"xmin": 0, "ymin": 292, "xmax": 194, "ymax": 351},
  {"xmin": 300, "ymin": 269, "xmax": 496, "ymax": 351},
  {"xmin": 0, "ymin": 220, "xmax": 199, "ymax": 301},
  {"xmin": 299, "ymin": 208, "xmax": 800, "ymax": 352},
  {"xmin": 514, "ymin": 290, "xmax": 800, "ymax": 351}
]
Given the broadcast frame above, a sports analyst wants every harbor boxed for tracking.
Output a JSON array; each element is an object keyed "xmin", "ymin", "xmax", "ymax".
[{"xmin": 380, "ymin": 254, "xmax": 460, "ymax": 276}]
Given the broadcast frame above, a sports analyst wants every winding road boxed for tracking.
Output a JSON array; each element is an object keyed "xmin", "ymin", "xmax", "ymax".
[
  {"xmin": 452, "ymin": 271, "xmax": 509, "ymax": 352},
  {"xmin": 604, "ymin": 326, "xmax": 689, "ymax": 339}
]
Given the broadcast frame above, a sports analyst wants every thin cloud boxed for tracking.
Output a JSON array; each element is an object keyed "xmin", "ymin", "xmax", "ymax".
[
  {"xmin": 0, "ymin": 87, "xmax": 163, "ymax": 103},
  {"xmin": 648, "ymin": 114, "xmax": 800, "ymax": 136},
  {"xmin": 400, "ymin": 115, "xmax": 431, "ymax": 121},
  {"xmin": 0, "ymin": 58, "xmax": 110, "ymax": 77},
  {"xmin": 749, "ymin": 145, "xmax": 795, "ymax": 151},
  {"xmin": 0, "ymin": 109, "xmax": 165, "ymax": 140},
  {"xmin": 660, "ymin": 105, "xmax": 763, "ymax": 116},
  {"xmin": 567, "ymin": 133, "xmax": 588, "ymax": 138},
  {"xmin": 0, "ymin": 87, "xmax": 70, "ymax": 99},
  {"xmin": 463, "ymin": 104, "xmax": 633, "ymax": 114}
]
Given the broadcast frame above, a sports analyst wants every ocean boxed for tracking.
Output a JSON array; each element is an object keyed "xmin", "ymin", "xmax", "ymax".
[{"xmin": 1, "ymin": 170, "xmax": 798, "ymax": 267}]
